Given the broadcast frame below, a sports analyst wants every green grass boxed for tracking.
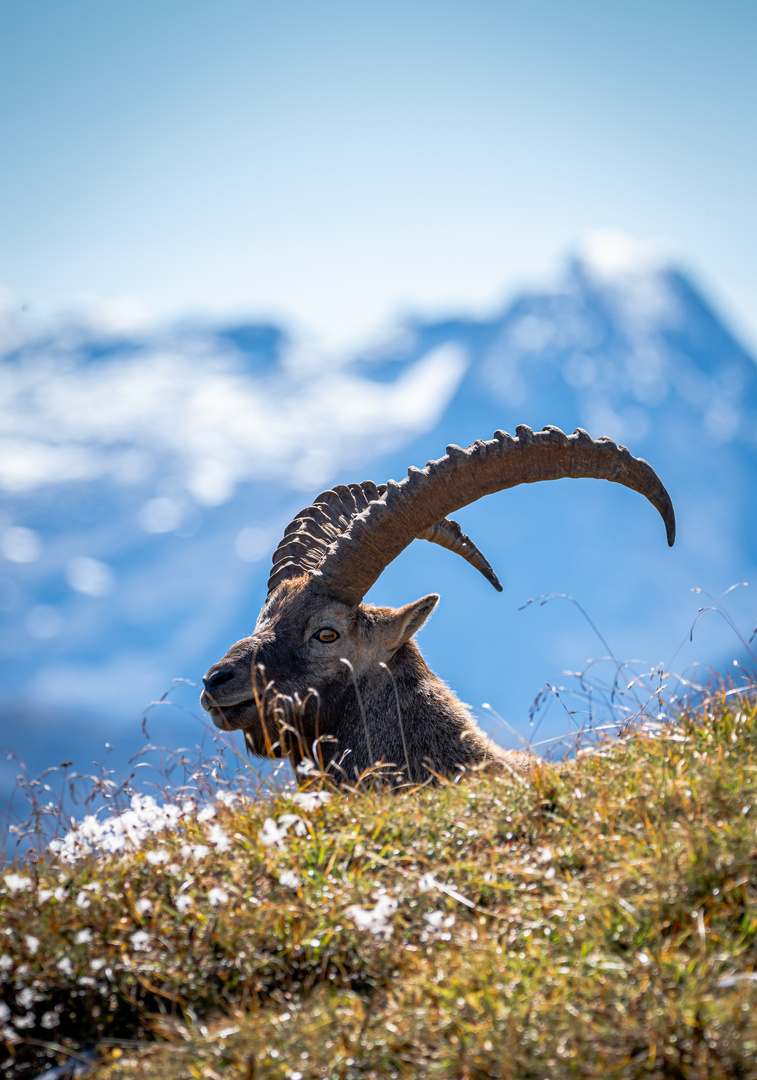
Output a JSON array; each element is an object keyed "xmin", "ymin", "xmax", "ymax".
[{"xmin": 2, "ymin": 689, "xmax": 757, "ymax": 1079}]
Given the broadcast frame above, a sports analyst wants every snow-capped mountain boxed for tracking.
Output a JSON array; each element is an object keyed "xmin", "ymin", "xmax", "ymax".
[{"xmin": 2, "ymin": 233, "xmax": 756, "ymax": 810}]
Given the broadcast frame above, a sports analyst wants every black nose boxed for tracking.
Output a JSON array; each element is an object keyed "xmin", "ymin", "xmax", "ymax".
[{"xmin": 203, "ymin": 665, "xmax": 235, "ymax": 690}]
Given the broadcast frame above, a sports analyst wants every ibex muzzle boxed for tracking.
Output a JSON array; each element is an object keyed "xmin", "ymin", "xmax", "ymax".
[{"xmin": 201, "ymin": 425, "xmax": 675, "ymax": 785}]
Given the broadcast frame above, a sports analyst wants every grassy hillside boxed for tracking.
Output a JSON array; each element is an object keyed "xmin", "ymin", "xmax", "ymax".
[{"xmin": 2, "ymin": 689, "xmax": 757, "ymax": 1079}]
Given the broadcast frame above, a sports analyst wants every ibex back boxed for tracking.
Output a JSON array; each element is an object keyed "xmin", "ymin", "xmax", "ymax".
[{"xmin": 201, "ymin": 425, "xmax": 675, "ymax": 786}]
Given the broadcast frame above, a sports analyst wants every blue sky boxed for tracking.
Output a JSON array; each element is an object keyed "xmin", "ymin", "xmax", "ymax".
[{"xmin": 1, "ymin": 0, "xmax": 755, "ymax": 349}]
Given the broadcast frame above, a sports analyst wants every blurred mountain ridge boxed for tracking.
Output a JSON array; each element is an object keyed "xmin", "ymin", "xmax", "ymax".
[{"xmin": 1, "ymin": 233, "xmax": 756, "ymax": 808}]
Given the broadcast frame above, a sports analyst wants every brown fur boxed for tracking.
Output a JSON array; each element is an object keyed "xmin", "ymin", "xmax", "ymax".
[{"xmin": 201, "ymin": 575, "xmax": 534, "ymax": 786}]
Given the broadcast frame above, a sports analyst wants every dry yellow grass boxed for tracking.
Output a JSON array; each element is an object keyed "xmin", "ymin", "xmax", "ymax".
[{"xmin": 2, "ymin": 688, "xmax": 757, "ymax": 1079}]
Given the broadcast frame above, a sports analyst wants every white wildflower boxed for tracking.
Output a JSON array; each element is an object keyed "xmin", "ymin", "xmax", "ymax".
[
  {"xmin": 75, "ymin": 929, "xmax": 92, "ymax": 945},
  {"xmin": 24, "ymin": 935, "xmax": 39, "ymax": 955},
  {"xmin": 197, "ymin": 804, "xmax": 216, "ymax": 823},
  {"xmin": 0, "ymin": 955, "xmax": 13, "ymax": 971},
  {"xmin": 146, "ymin": 848, "xmax": 170, "ymax": 865},
  {"xmin": 278, "ymin": 813, "xmax": 307, "ymax": 837},
  {"xmin": 0, "ymin": 1004, "xmax": 9, "ymax": 1023},
  {"xmin": 175, "ymin": 894, "xmax": 193, "ymax": 914},
  {"xmin": 57, "ymin": 957, "xmax": 73, "ymax": 975},
  {"xmin": 292, "ymin": 791, "xmax": 332, "ymax": 812},
  {"xmin": 347, "ymin": 891, "xmax": 397, "ymax": 940},
  {"xmin": 48, "ymin": 794, "xmax": 194, "ymax": 862},
  {"xmin": 90, "ymin": 958, "xmax": 106, "ymax": 972},
  {"xmin": 13, "ymin": 1013, "xmax": 35, "ymax": 1030},
  {"xmin": 38, "ymin": 889, "xmax": 53, "ymax": 904},
  {"xmin": 207, "ymin": 824, "xmax": 232, "ymax": 853},
  {"xmin": 4, "ymin": 873, "xmax": 32, "ymax": 893},
  {"xmin": 181, "ymin": 843, "xmax": 210, "ymax": 861},
  {"xmin": 259, "ymin": 818, "xmax": 288, "ymax": 848},
  {"xmin": 135, "ymin": 898, "xmax": 152, "ymax": 916},
  {"xmin": 296, "ymin": 759, "xmax": 316, "ymax": 775},
  {"xmin": 535, "ymin": 846, "xmax": 554, "ymax": 863},
  {"xmin": 417, "ymin": 873, "xmax": 438, "ymax": 893},
  {"xmin": 17, "ymin": 988, "xmax": 37, "ymax": 1009},
  {"xmin": 216, "ymin": 790, "xmax": 237, "ymax": 807},
  {"xmin": 208, "ymin": 887, "xmax": 228, "ymax": 906},
  {"xmin": 41, "ymin": 1010, "xmax": 60, "ymax": 1029},
  {"xmin": 278, "ymin": 870, "xmax": 301, "ymax": 890},
  {"xmin": 424, "ymin": 910, "xmax": 456, "ymax": 930},
  {"xmin": 130, "ymin": 931, "xmax": 151, "ymax": 951},
  {"xmin": 75, "ymin": 890, "xmax": 90, "ymax": 909}
]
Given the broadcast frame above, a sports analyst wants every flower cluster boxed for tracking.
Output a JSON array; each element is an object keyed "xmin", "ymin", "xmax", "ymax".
[
  {"xmin": 258, "ymin": 790, "xmax": 331, "ymax": 852},
  {"xmin": 48, "ymin": 794, "xmax": 196, "ymax": 861},
  {"xmin": 46, "ymin": 790, "xmax": 240, "ymax": 862},
  {"xmin": 292, "ymin": 790, "xmax": 332, "ymax": 812},
  {"xmin": 259, "ymin": 813, "xmax": 307, "ymax": 849},
  {"xmin": 346, "ymin": 890, "xmax": 398, "ymax": 940}
]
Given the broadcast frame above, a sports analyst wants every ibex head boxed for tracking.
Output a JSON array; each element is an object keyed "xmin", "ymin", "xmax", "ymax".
[
  {"xmin": 201, "ymin": 425, "xmax": 675, "ymax": 781},
  {"xmin": 201, "ymin": 573, "xmax": 440, "ymax": 759}
]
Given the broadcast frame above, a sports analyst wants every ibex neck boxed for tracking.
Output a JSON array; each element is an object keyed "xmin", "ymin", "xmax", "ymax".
[{"xmin": 318, "ymin": 643, "xmax": 494, "ymax": 785}]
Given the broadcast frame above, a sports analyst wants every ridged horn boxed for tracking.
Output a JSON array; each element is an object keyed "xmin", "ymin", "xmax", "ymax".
[
  {"xmin": 311, "ymin": 425, "xmax": 676, "ymax": 606},
  {"xmin": 267, "ymin": 482, "xmax": 500, "ymax": 595},
  {"xmin": 416, "ymin": 519, "xmax": 502, "ymax": 591}
]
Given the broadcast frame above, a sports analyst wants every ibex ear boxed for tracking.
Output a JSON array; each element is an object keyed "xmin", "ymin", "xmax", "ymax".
[{"xmin": 379, "ymin": 594, "xmax": 440, "ymax": 655}]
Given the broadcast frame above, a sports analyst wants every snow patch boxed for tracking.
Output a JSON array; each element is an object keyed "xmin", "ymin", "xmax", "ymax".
[
  {"xmin": 578, "ymin": 230, "xmax": 661, "ymax": 278},
  {"xmin": 0, "ymin": 337, "xmax": 467, "ymax": 502}
]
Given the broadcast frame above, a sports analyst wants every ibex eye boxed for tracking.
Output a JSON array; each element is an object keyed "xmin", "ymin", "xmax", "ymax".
[{"xmin": 313, "ymin": 627, "xmax": 339, "ymax": 643}]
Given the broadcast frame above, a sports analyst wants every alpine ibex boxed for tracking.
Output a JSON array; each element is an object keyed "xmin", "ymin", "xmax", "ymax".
[{"xmin": 201, "ymin": 426, "xmax": 675, "ymax": 785}]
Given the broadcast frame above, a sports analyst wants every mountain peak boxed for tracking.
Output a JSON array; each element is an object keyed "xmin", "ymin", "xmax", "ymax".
[{"xmin": 574, "ymin": 230, "xmax": 669, "ymax": 281}]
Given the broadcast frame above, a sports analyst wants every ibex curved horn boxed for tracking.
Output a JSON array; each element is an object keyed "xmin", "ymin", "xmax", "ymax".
[
  {"xmin": 268, "ymin": 483, "xmax": 501, "ymax": 595},
  {"xmin": 269, "ymin": 425, "xmax": 675, "ymax": 607}
]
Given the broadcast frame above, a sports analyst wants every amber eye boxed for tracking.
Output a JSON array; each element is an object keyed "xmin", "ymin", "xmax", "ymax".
[{"xmin": 313, "ymin": 627, "xmax": 340, "ymax": 643}]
